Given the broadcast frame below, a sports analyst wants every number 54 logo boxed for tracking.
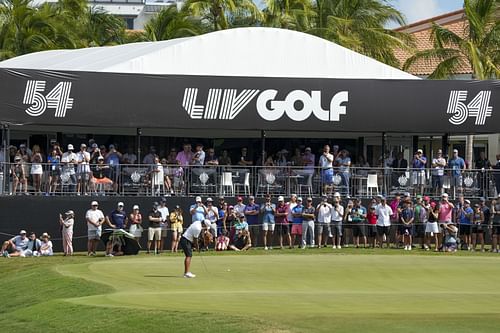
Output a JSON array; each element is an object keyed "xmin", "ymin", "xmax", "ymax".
[
  {"xmin": 447, "ymin": 90, "xmax": 492, "ymax": 126},
  {"xmin": 23, "ymin": 80, "xmax": 74, "ymax": 117}
]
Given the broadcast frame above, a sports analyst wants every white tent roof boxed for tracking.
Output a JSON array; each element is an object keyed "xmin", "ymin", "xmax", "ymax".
[{"xmin": 0, "ymin": 27, "xmax": 418, "ymax": 79}]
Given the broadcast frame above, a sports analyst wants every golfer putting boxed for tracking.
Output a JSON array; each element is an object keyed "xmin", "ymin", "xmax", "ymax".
[{"xmin": 180, "ymin": 219, "xmax": 211, "ymax": 278}]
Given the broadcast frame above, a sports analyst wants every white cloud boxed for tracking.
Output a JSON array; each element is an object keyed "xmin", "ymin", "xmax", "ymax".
[{"xmin": 395, "ymin": 0, "xmax": 441, "ymax": 24}]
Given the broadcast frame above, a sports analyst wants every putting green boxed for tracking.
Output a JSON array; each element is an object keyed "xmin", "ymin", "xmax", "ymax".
[{"xmin": 57, "ymin": 254, "xmax": 500, "ymax": 332}]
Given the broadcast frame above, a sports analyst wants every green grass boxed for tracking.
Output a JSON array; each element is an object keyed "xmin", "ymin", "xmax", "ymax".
[{"xmin": 1, "ymin": 249, "xmax": 500, "ymax": 332}]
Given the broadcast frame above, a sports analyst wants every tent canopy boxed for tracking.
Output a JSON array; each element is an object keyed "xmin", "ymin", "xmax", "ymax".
[
  {"xmin": 0, "ymin": 28, "xmax": 497, "ymax": 134},
  {"xmin": 0, "ymin": 27, "xmax": 417, "ymax": 79}
]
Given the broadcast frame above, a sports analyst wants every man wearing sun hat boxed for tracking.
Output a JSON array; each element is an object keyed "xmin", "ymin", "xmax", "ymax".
[{"xmin": 86, "ymin": 200, "xmax": 105, "ymax": 256}]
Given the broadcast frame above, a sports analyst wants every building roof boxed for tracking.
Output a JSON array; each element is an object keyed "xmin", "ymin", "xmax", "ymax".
[
  {"xmin": 0, "ymin": 27, "xmax": 417, "ymax": 79},
  {"xmin": 395, "ymin": 9, "xmax": 472, "ymax": 76}
]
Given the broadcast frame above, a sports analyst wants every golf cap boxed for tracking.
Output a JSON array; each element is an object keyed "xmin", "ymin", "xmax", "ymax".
[
  {"xmin": 20, "ymin": 230, "xmax": 26, "ymax": 234},
  {"xmin": 206, "ymin": 197, "xmax": 213, "ymax": 202},
  {"xmin": 423, "ymin": 196, "xmax": 430, "ymax": 202},
  {"xmin": 14, "ymin": 156, "xmax": 21, "ymax": 161},
  {"xmin": 453, "ymin": 149, "xmax": 458, "ymax": 153},
  {"xmin": 195, "ymin": 196, "xmax": 202, "ymax": 202},
  {"xmin": 249, "ymin": 196, "xmax": 255, "ymax": 200},
  {"xmin": 278, "ymin": 196, "xmax": 284, "ymax": 201},
  {"xmin": 442, "ymin": 193, "xmax": 449, "ymax": 198},
  {"xmin": 291, "ymin": 193, "xmax": 297, "ymax": 198},
  {"xmin": 175, "ymin": 205, "xmax": 180, "ymax": 209},
  {"xmin": 41, "ymin": 232, "xmax": 49, "ymax": 238},
  {"xmin": 305, "ymin": 147, "xmax": 311, "ymax": 151},
  {"xmin": 465, "ymin": 199, "xmax": 471, "ymax": 204},
  {"xmin": 430, "ymin": 202, "xmax": 437, "ymax": 208},
  {"xmin": 91, "ymin": 201, "xmax": 98, "ymax": 206},
  {"xmin": 474, "ymin": 203, "xmax": 480, "ymax": 208},
  {"xmin": 297, "ymin": 197, "xmax": 303, "ymax": 201},
  {"xmin": 333, "ymin": 192, "xmax": 341, "ymax": 198},
  {"xmin": 153, "ymin": 201, "xmax": 159, "ymax": 207},
  {"xmin": 67, "ymin": 144, "xmax": 74, "ymax": 150},
  {"xmin": 417, "ymin": 149, "xmax": 423, "ymax": 154},
  {"xmin": 307, "ymin": 197, "xmax": 313, "ymax": 201},
  {"xmin": 91, "ymin": 143, "xmax": 98, "ymax": 148},
  {"xmin": 380, "ymin": 196, "xmax": 386, "ymax": 200},
  {"xmin": 376, "ymin": 194, "xmax": 383, "ymax": 198},
  {"xmin": 416, "ymin": 195, "xmax": 422, "ymax": 199},
  {"xmin": 80, "ymin": 143, "xmax": 86, "ymax": 148},
  {"xmin": 219, "ymin": 196, "xmax": 225, "ymax": 200},
  {"xmin": 237, "ymin": 196, "xmax": 243, "ymax": 201},
  {"xmin": 19, "ymin": 144, "xmax": 26, "ymax": 148},
  {"xmin": 117, "ymin": 202, "xmax": 124, "ymax": 207},
  {"xmin": 404, "ymin": 192, "xmax": 411, "ymax": 197},
  {"xmin": 228, "ymin": 205, "xmax": 234, "ymax": 209},
  {"xmin": 203, "ymin": 219, "xmax": 211, "ymax": 227},
  {"xmin": 109, "ymin": 144, "xmax": 115, "ymax": 149},
  {"xmin": 133, "ymin": 205, "xmax": 139, "ymax": 210},
  {"xmin": 160, "ymin": 197, "xmax": 167, "ymax": 203},
  {"xmin": 65, "ymin": 210, "xmax": 74, "ymax": 215},
  {"xmin": 97, "ymin": 156, "xmax": 104, "ymax": 161}
]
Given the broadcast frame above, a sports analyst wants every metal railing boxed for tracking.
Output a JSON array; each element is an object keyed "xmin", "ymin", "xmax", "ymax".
[{"xmin": 0, "ymin": 162, "xmax": 498, "ymax": 199}]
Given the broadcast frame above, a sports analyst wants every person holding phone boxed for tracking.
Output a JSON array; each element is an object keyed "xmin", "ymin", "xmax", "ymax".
[{"xmin": 86, "ymin": 201, "xmax": 105, "ymax": 256}]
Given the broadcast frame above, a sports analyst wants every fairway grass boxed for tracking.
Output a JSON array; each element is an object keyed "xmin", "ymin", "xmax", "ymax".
[{"xmin": 2, "ymin": 251, "xmax": 500, "ymax": 332}]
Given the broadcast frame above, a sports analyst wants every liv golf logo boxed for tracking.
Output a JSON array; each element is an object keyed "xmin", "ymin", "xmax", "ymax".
[
  {"xmin": 23, "ymin": 80, "xmax": 74, "ymax": 117},
  {"xmin": 182, "ymin": 88, "xmax": 348, "ymax": 121},
  {"xmin": 447, "ymin": 90, "xmax": 492, "ymax": 125}
]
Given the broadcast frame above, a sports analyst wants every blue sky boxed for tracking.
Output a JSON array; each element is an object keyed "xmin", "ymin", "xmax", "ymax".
[{"xmin": 390, "ymin": 0, "xmax": 464, "ymax": 25}]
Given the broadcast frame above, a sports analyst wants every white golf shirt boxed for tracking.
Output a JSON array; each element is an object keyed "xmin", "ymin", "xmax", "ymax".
[
  {"xmin": 375, "ymin": 204, "xmax": 393, "ymax": 227},
  {"xmin": 183, "ymin": 221, "xmax": 203, "ymax": 243}
]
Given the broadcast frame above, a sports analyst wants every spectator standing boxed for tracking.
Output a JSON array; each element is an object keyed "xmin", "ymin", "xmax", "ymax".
[
  {"xmin": 400, "ymin": 199, "xmax": 414, "ymax": 251},
  {"xmin": 104, "ymin": 202, "xmax": 128, "ymax": 257},
  {"xmin": 11, "ymin": 155, "xmax": 28, "ymax": 195},
  {"xmin": 350, "ymin": 198, "xmax": 367, "ymax": 248},
  {"xmin": 336, "ymin": 150, "xmax": 351, "ymax": 197},
  {"xmin": 431, "ymin": 149, "xmax": 447, "ymax": 196},
  {"xmin": 448, "ymin": 149, "xmax": 466, "ymax": 198},
  {"xmin": 490, "ymin": 197, "xmax": 500, "ymax": 252},
  {"xmin": 319, "ymin": 145, "xmax": 334, "ymax": 196},
  {"xmin": 147, "ymin": 202, "xmax": 162, "ymax": 254},
  {"xmin": 244, "ymin": 196, "xmax": 260, "ymax": 247},
  {"xmin": 455, "ymin": 198, "xmax": 472, "ymax": 250},
  {"xmin": 105, "ymin": 145, "xmax": 121, "ymax": 193},
  {"xmin": 331, "ymin": 194, "xmax": 344, "ymax": 249},
  {"xmin": 411, "ymin": 149, "xmax": 427, "ymax": 196},
  {"xmin": 376, "ymin": 197, "xmax": 393, "ymax": 248},
  {"xmin": 290, "ymin": 197, "xmax": 303, "ymax": 248},
  {"xmin": 59, "ymin": 210, "xmax": 74, "ymax": 256},
  {"xmin": 275, "ymin": 196, "xmax": 291, "ymax": 249},
  {"xmin": 76, "ymin": 143, "xmax": 91, "ymax": 195},
  {"xmin": 218, "ymin": 150, "xmax": 232, "ymax": 166},
  {"xmin": 234, "ymin": 196, "xmax": 246, "ymax": 217},
  {"xmin": 413, "ymin": 195, "xmax": 427, "ymax": 249},
  {"xmin": 86, "ymin": 201, "xmax": 105, "ymax": 256},
  {"xmin": 260, "ymin": 194, "xmax": 276, "ymax": 250},
  {"xmin": 143, "ymin": 146, "xmax": 157, "ymax": 165},
  {"xmin": 176, "ymin": 144, "xmax": 193, "ymax": 167},
  {"xmin": 61, "ymin": 144, "xmax": 77, "ymax": 193},
  {"xmin": 425, "ymin": 202, "xmax": 440, "ymax": 251},
  {"xmin": 301, "ymin": 197, "xmax": 316, "ymax": 248},
  {"xmin": 493, "ymin": 154, "xmax": 500, "ymax": 195},
  {"xmin": 471, "ymin": 204, "xmax": 485, "ymax": 252},
  {"xmin": 366, "ymin": 204, "xmax": 378, "ymax": 248},
  {"xmin": 302, "ymin": 147, "xmax": 315, "ymax": 173},
  {"xmin": 169, "ymin": 205, "xmax": 184, "ymax": 252},
  {"xmin": 158, "ymin": 198, "xmax": 170, "ymax": 253},
  {"xmin": 316, "ymin": 196, "xmax": 332, "ymax": 248},
  {"xmin": 48, "ymin": 149, "xmax": 61, "ymax": 194},
  {"xmin": 238, "ymin": 147, "xmax": 253, "ymax": 166},
  {"xmin": 192, "ymin": 144, "xmax": 205, "ymax": 166},
  {"xmin": 122, "ymin": 146, "xmax": 137, "ymax": 165},
  {"xmin": 475, "ymin": 152, "xmax": 492, "ymax": 197},
  {"xmin": 217, "ymin": 200, "xmax": 227, "ymax": 236},
  {"xmin": 190, "ymin": 196, "xmax": 207, "ymax": 223},
  {"xmin": 205, "ymin": 197, "xmax": 219, "ymax": 239},
  {"xmin": 30, "ymin": 145, "xmax": 44, "ymax": 194},
  {"xmin": 129, "ymin": 205, "xmax": 143, "ymax": 243}
]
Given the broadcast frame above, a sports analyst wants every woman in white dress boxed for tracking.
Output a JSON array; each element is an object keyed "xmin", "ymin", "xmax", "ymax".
[
  {"xmin": 30, "ymin": 145, "xmax": 44, "ymax": 194},
  {"xmin": 59, "ymin": 210, "xmax": 74, "ymax": 255}
]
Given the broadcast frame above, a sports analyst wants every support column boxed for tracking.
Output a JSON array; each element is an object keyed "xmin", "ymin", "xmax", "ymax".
[
  {"xmin": 488, "ymin": 134, "xmax": 499, "ymax": 162},
  {"xmin": 261, "ymin": 130, "xmax": 266, "ymax": 166},
  {"xmin": 137, "ymin": 128, "xmax": 142, "ymax": 164},
  {"xmin": 466, "ymin": 134, "xmax": 474, "ymax": 170}
]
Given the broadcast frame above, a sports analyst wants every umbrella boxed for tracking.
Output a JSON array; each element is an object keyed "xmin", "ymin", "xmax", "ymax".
[{"xmin": 101, "ymin": 228, "xmax": 141, "ymax": 255}]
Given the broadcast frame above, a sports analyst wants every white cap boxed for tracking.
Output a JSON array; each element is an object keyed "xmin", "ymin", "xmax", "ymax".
[
  {"xmin": 195, "ymin": 196, "xmax": 202, "ymax": 202},
  {"xmin": 333, "ymin": 192, "xmax": 341, "ymax": 197},
  {"xmin": 278, "ymin": 196, "xmax": 284, "ymax": 201},
  {"xmin": 417, "ymin": 149, "xmax": 423, "ymax": 154},
  {"xmin": 297, "ymin": 197, "xmax": 303, "ymax": 201},
  {"xmin": 133, "ymin": 205, "xmax": 139, "ymax": 210},
  {"xmin": 67, "ymin": 144, "xmax": 74, "ymax": 150},
  {"xmin": 117, "ymin": 202, "xmax": 124, "ymax": 207},
  {"xmin": 91, "ymin": 201, "xmax": 98, "ymax": 206},
  {"xmin": 442, "ymin": 193, "xmax": 449, "ymax": 198},
  {"xmin": 20, "ymin": 229, "xmax": 26, "ymax": 234},
  {"xmin": 65, "ymin": 210, "xmax": 74, "ymax": 215},
  {"xmin": 203, "ymin": 219, "xmax": 211, "ymax": 227}
]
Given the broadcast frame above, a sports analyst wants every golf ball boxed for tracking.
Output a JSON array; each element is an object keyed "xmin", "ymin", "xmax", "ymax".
[{"xmin": 227, "ymin": 269, "xmax": 231, "ymax": 272}]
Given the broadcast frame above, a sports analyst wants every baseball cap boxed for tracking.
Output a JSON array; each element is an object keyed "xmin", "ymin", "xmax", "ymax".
[
  {"xmin": 20, "ymin": 230, "xmax": 26, "ymax": 235},
  {"xmin": 80, "ymin": 143, "xmax": 86, "ymax": 148},
  {"xmin": 228, "ymin": 205, "xmax": 234, "ymax": 209},
  {"xmin": 91, "ymin": 143, "xmax": 98, "ymax": 148},
  {"xmin": 237, "ymin": 196, "xmax": 243, "ymax": 201},
  {"xmin": 430, "ymin": 202, "xmax": 437, "ymax": 208},
  {"xmin": 219, "ymin": 195, "xmax": 225, "ymax": 200},
  {"xmin": 297, "ymin": 197, "xmax": 303, "ymax": 201},
  {"xmin": 133, "ymin": 205, "xmax": 139, "ymax": 210},
  {"xmin": 153, "ymin": 201, "xmax": 159, "ymax": 207},
  {"xmin": 249, "ymin": 195, "xmax": 255, "ymax": 200},
  {"xmin": 19, "ymin": 144, "xmax": 26, "ymax": 148},
  {"xmin": 195, "ymin": 196, "xmax": 202, "ymax": 202},
  {"xmin": 160, "ymin": 197, "xmax": 167, "ymax": 203},
  {"xmin": 203, "ymin": 219, "xmax": 211, "ymax": 227},
  {"xmin": 65, "ymin": 210, "xmax": 74, "ymax": 215},
  {"xmin": 305, "ymin": 147, "xmax": 311, "ymax": 151},
  {"xmin": 307, "ymin": 197, "xmax": 313, "ymax": 201},
  {"xmin": 41, "ymin": 232, "xmax": 49, "ymax": 238},
  {"xmin": 117, "ymin": 202, "xmax": 124, "ymax": 207},
  {"xmin": 175, "ymin": 205, "xmax": 180, "ymax": 209},
  {"xmin": 206, "ymin": 197, "xmax": 213, "ymax": 202},
  {"xmin": 423, "ymin": 196, "xmax": 430, "ymax": 202},
  {"xmin": 380, "ymin": 195, "xmax": 386, "ymax": 200},
  {"xmin": 278, "ymin": 196, "xmax": 284, "ymax": 201},
  {"xmin": 109, "ymin": 144, "xmax": 115, "ymax": 149},
  {"xmin": 465, "ymin": 199, "xmax": 471, "ymax": 204},
  {"xmin": 453, "ymin": 149, "xmax": 458, "ymax": 153},
  {"xmin": 333, "ymin": 192, "xmax": 341, "ymax": 198},
  {"xmin": 416, "ymin": 195, "xmax": 422, "ymax": 199},
  {"xmin": 67, "ymin": 144, "xmax": 74, "ymax": 150},
  {"xmin": 91, "ymin": 201, "xmax": 98, "ymax": 206},
  {"xmin": 417, "ymin": 149, "xmax": 423, "ymax": 154},
  {"xmin": 98, "ymin": 156, "xmax": 104, "ymax": 160},
  {"xmin": 14, "ymin": 156, "xmax": 21, "ymax": 161},
  {"xmin": 442, "ymin": 193, "xmax": 449, "ymax": 198}
]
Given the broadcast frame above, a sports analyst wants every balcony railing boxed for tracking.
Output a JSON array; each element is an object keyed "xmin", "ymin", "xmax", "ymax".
[{"xmin": 0, "ymin": 162, "xmax": 498, "ymax": 199}]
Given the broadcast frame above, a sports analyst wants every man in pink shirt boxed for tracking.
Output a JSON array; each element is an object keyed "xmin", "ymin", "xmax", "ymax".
[
  {"xmin": 176, "ymin": 144, "xmax": 193, "ymax": 166},
  {"xmin": 438, "ymin": 193, "xmax": 455, "ymax": 223}
]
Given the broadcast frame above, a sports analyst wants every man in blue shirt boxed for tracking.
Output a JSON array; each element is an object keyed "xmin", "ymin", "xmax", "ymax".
[
  {"xmin": 448, "ymin": 149, "xmax": 465, "ymax": 198},
  {"xmin": 411, "ymin": 149, "xmax": 427, "ymax": 195},
  {"xmin": 244, "ymin": 196, "xmax": 260, "ymax": 247},
  {"xmin": 260, "ymin": 194, "xmax": 276, "ymax": 250},
  {"xmin": 104, "ymin": 202, "xmax": 129, "ymax": 256},
  {"xmin": 457, "ymin": 199, "xmax": 473, "ymax": 250},
  {"xmin": 291, "ymin": 197, "xmax": 304, "ymax": 248},
  {"xmin": 190, "ymin": 196, "xmax": 208, "ymax": 223},
  {"xmin": 2, "ymin": 230, "xmax": 29, "ymax": 257}
]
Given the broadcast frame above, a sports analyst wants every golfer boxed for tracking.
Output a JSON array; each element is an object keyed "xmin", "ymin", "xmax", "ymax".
[{"xmin": 180, "ymin": 219, "xmax": 211, "ymax": 278}]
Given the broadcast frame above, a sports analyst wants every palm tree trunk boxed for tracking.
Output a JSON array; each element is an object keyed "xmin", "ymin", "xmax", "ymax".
[{"xmin": 466, "ymin": 134, "xmax": 474, "ymax": 170}]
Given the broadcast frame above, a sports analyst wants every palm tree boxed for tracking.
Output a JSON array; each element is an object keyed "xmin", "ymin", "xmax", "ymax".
[
  {"xmin": 144, "ymin": 5, "xmax": 201, "ymax": 41},
  {"xmin": 184, "ymin": 0, "xmax": 262, "ymax": 31},
  {"xmin": 403, "ymin": 0, "xmax": 499, "ymax": 79},
  {"xmin": 262, "ymin": 0, "xmax": 313, "ymax": 30},
  {"xmin": 0, "ymin": 0, "xmax": 61, "ymax": 60},
  {"xmin": 307, "ymin": 0, "xmax": 412, "ymax": 67}
]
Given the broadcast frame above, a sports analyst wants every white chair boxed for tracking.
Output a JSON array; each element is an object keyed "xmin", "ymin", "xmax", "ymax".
[
  {"xmin": 234, "ymin": 172, "xmax": 250, "ymax": 195},
  {"xmin": 367, "ymin": 174, "xmax": 379, "ymax": 196},
  {"xmin": 298, "ymin": 173, "xmax": 313, "ymax": 196},
  {"xmin": 220, "ymin": 172, "xmax": 234, "ymax": 196}
]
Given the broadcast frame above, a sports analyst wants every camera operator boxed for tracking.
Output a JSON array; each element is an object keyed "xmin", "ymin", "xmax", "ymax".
[{"xmin": 190, "ymin": 196, "xmax": 208, "ymax": 223}]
